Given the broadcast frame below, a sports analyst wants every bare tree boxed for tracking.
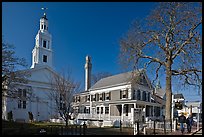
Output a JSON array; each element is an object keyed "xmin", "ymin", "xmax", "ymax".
[
  {"xmin": 2, "ymin": 40, "xmax": 31, "ymax": 98},
  {"xmin": 119, "ymin": 2, "xmax": 202, "ymax": 121},
  {"xmin": 48, "ymin": 70, "xmax": 81, "ymax": 126},
  {"xmin": 91, "ymin": 72, "xmax": 112, "ymax": 85}
]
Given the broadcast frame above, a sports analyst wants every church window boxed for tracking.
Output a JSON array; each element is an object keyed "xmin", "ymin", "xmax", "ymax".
[
  {"xmin": 41, "ymin": 25, "xmax": 43, "ymax": 29},
  {"xmin": 43, "ymin": 55, "xmax": 47, "ymax": 62},
  {"xmin": 17, "ymin": 89, "xmax": 26, "ymax": 109},
  {"xmin": 44, "ymin": 25, "xmax": 46, "ymax": 30},
  {"xmin": 43, "ymin": 40, "xmax": 46, "ymax": 48}
]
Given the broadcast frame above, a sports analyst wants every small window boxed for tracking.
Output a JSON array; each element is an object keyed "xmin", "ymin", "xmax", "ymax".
[
  {"xmin": 43, "ymin": 40, "xmax": 46, "ymax": 48},
  {"xmin": 101, "ymin": 107, "xmax": 103, "ymax": 114},
  {"xmin": 105, "ymin": 107, "xmax": 109, "ymax": 114},
  {"xmin": 43, "ymin": 55, "xmax": 47, "ymax": 62},
  {"xmin": 97, "ymin": 107, "xmax": 99, "ymax": 114}
]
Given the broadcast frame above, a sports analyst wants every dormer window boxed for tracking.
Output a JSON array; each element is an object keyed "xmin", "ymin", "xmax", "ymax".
[{"xmin": 120, "ymin": 90, "xmax": 128, "ymax": 99}]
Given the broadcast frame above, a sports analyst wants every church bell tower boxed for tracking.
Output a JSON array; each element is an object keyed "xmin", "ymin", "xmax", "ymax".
[{"xmin": 31, "ymin": 9, "xmax": 53, "ymax": 69}]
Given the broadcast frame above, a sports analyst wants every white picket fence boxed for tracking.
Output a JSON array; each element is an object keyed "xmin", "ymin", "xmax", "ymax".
[{"xmin": 146, "ymin": 120, "xmax": 175, "ymax": 131}]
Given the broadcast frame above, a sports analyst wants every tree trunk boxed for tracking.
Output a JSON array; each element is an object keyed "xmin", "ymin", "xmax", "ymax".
[
  {"xmin": 165, "ymin": 59, "xmax": 172, "ymax": 121},
  {"xmin": 65, "ymin": 119, "xmax": 68, "ymax": 127}
]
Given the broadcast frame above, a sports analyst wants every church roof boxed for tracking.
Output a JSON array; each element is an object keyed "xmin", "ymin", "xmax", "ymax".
[{"xmin": 90, "ymin": 69, "xmax": 147, "ymax": 90}]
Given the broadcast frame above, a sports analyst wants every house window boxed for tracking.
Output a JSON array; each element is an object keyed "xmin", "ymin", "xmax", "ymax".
[
  {"xmin": 101, "ymin": 107, "xmax": 103, "ymax": 114},
  {"xmin": 86, "ymin": 107, "xmax": 90, "ymax": 114},
  {"xmin": 121, "ymin": 90, "xmax": 128, "ymax": 99},
  {"xmin": 43, "ymin": 55, "xmax": 47, "ymax": 62},
  {"xmin": 92, "ymin": 94, "xmax": 96, "ymax": 101},
  {"xmin": 142, "ymin": 91, "xmax": 146, "ymax": 101},
  {"xmin": 133, "ymin": 90, "xmax": 136, "ymax": 100},
  {"xmin": 86, "ymin": 95, "xmax": 90, "ymax": 102},
  {"xmin": 105, "ymin": 107, "xmax": 109, "ymax": 114},
  {"xmin": 97, "ymin": 107, "xmax": 99, "ymax": 114},
  {"xmin": 147, "ymin": 92, "xmax": 150, "ymax": 102},
  {"xmin": 43, "ymin": 40, "xmax": 46, "ymax": 48},
  {"xmin": 137, "ymin": 90, "xmax": 141, "ymax": 100},
  {"xmin": 99, "ymin": 94, "xmax": 103, "ymax": 101},
  {"xmin": 106, "ymin": 92, "xmax": 111, "ymax": 100}
]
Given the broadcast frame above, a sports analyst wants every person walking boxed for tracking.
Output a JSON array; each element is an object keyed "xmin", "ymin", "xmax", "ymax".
[
  {"xmin": 178, "ymin": 112, "xmax": 186, "ymax": 134},
  {"xmin": 186, "ymin": 115, "xmax": 193, "ymax": 133}
]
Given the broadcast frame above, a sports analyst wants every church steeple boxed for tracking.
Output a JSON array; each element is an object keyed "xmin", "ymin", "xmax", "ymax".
[{"xmin": 31, "ymin": 9, "xmax": 53, "ymax": 69}]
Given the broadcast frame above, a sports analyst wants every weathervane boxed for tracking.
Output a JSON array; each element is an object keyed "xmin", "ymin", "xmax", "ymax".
[{"xmin": 41, "ymin": 7, "xmax": 48, "ymax": 16}]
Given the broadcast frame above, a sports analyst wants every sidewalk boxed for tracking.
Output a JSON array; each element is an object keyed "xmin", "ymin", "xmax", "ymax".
[{"xmin": 167, "ymin": 126, "xmax": 201, "ymax": 135}]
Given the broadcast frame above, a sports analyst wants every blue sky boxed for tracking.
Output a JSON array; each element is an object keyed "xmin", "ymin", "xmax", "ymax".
[{"xmin": 2, "ymin": 2, "xmax": 201, "ymax": 102}]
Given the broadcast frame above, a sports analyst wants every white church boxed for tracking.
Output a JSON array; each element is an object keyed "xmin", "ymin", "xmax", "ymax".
[{"xmin": 2, "ymin": 12, "xmax": 63, "ymax": 122}]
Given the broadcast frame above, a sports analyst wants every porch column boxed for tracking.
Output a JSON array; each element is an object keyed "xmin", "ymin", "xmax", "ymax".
[
  {"xmin": 134, "ymin": 103, "xmax": 136, "ymax": 108},
  {"xmin": 153, "ymin": 106, "xmax": 155, "ymax": 118},
  {"xmin": 109, "ymin": 104, "xmax": 111, "ymax": 120},
  {"xmin": 121, "ymin": 104, "xmax": 124, "ymax": 122}
]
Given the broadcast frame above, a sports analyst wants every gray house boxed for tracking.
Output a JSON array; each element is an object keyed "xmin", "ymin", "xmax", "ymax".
[{"xmin": 71, "ymin": 56, "xmax": 164, "ymax": 127}]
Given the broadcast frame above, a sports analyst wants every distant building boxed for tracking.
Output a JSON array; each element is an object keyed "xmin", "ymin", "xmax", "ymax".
[{"xmin": 72, "ymin": 57, "xmax": 164, "ymax": 127}]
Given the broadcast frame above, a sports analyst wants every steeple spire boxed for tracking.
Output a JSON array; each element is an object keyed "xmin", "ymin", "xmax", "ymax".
[
  {"xmin": 41, "ymin": 7, "xmax": 48, "ymax": 20},
  {"xmin": 31, "ymin": 9, "xmax": 52, "ymax": 69}
]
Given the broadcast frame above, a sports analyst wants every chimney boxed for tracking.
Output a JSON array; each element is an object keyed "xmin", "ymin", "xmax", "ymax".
[{"xmin": 84, "ymin": 55, "xmax": 92, "ymax": 91}]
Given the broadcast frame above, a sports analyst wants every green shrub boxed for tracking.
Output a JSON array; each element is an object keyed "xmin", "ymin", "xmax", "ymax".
[{"xmin": 7, "ymin": 111, "xmax": 13, "ymax": 121}]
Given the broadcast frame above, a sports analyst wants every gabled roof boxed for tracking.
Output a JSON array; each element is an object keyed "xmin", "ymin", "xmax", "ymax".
[
  {"xmin": 154, "ymin": 88, "xmax": 165, "ymax": 98},
  {"xmin": 90, "ymin": 69, "xmax": 151, "ymax": 90}
]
